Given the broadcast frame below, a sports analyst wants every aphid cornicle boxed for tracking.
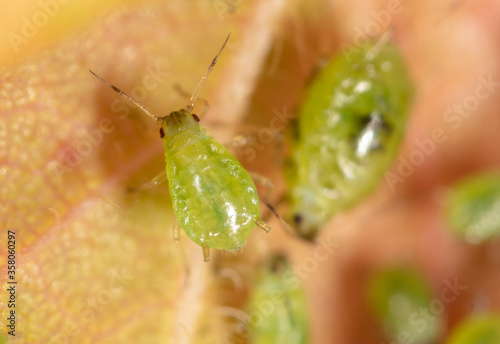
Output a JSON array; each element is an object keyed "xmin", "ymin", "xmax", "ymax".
[
  {"xmin": 90, "ymin": 34, "xmax": 271, "ymax": 261},
  {"xmin": 288, "ymin": 37, "xmax": 413, "ymax": 239}
]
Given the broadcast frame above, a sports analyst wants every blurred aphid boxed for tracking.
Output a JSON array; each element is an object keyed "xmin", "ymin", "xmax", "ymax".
[
  {"xmin": 288, "ymin": 37, "xmax": 412, "ymax": 239},
  {"xmin": 445, "ymin": 173, "xmax": 500, "ymax": 244},
  {"xmin": 245, "ymin": 256, "xmax": 309, "ymax": 344},
  {"xmin": 446, "ymin": 314, "xmax": 500, "ymax": 344},
  {"xmin": 367, "ymin": 268, "xmax": 440, "ymax": 344}
]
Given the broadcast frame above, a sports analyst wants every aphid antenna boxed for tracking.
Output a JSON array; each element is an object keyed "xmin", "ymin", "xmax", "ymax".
[
  {"xmin": 263, "ymin": 200, "xmax": 296, "ymax": 236},
  {"xmin": 185, "ymin": 33, "xmax": 231, "ymax": 114},
  {"xmin": 89, "ymin": 69, "xmax": 164, "ymax": 125},
  {"xmin": 365, "ymin": 27, "xmax": 394, "ymax": 62}
]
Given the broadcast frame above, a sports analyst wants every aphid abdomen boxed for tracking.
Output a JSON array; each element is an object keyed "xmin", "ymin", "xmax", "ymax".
[{"xmin": 164, "ymin": 129, "xmax": 261, "ymax": 251}]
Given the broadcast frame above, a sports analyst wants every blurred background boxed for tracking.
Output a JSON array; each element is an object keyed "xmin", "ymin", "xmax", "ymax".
[{"xmin": 1, "ymin": 0, "xmax": 500, "ymax": 343}]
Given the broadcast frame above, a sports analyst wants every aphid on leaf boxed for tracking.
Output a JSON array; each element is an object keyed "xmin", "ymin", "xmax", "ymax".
[
  {"xmin": 288, "ymin": 35, "xmax": 413, "ymax": 239},
  {"xmin": 90, "ymin": 34, "xmax": 271, "ymax": 262}
]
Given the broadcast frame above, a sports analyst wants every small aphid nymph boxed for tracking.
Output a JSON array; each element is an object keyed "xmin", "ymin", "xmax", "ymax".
[{"xmin": 90, "ymin": 34, "xmax": 271, "ymax": 261}]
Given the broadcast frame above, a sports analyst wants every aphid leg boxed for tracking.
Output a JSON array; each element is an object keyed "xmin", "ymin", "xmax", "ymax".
[
  {"xmin": 247, "ymin": 172, "xmax": 275, "ymax": 223},
  {"xmin": 365, "ymin": 28, "xmax": 394, "ymax": 61},
  {"xmin": 148, "ymin": 170, "xmax": 168, "ymax": 187},
  {"xmin": 214, "ymin": 305, "xmax": 251, "ymax": 326},
  {"xmin": 249, "ymin": 172, "xmax": 295, "ymax": 234},
  {"xmin": 248, "ymin": 172, "xmax": 274, "ymax": 202},
  {"xmin": 227, "ymin": 130, "xmax": 283, "ymax": 150},
  {"xmin": 202, "ymin": 245, "xmax": 211, "ymax": 262},
  {"xmin": 262, "ymin": 200, "xmax": 296, "ymax": 235},
  {"xmin": 173, "ymin": 219, "xmax": 190, "ymax": 276},
  {"xmin": 226, "ymin": 130, "xmax": 284, "ymax": 166},
  {"xmin": 174, "ymin": 83, "xmax": 210, "ymax": 118},
  {"xmin": 254, "ymin": 217, "xmax": 271, "ymax": 233},
  {"xmin": 218, "ymin": 268, "xmax": 244, "ymax": 290},
  {"xmin": 130, "ymin": 170, "xmax": 168, "ymax": 191},
  {"xmin": 89, "ymin": 70, "xmax": 163, "ymax": 125}
]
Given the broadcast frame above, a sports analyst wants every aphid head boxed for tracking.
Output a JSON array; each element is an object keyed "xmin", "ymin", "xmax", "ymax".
[
  {"xmin": 159, "ymin": 109, "xmax": 200, "ymax": 138},
  {"xmin": 159, "ymin": 33, "xmax": 230, "ymax": 139},
  {"xmin": 290, "ymin": 187, "xmax": 330, "ymax": 240},
  {"xmin": 292, "ymin": 212, "xmax": 321, "ymax": 241}
]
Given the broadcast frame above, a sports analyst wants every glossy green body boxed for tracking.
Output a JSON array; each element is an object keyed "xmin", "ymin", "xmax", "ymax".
[
  {"xmin": 445, "ymin": 173, "xmax": 500, "ymax": 244},
  {"xmin": 162, "ymin": 110, "xmax": 261, "ymax": 251},
  {"xmin": 289, "ymin": 42, "xmax": 412, "ymax": 238}
]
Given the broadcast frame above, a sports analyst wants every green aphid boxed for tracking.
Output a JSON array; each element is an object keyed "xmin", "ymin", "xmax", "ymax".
[
  {"xmin": 446, "ymin": 314, "xmax": 500, "ymax": 344},
  {"xmin": 246, "ymin": 256, "xmax": 309, "ymax": 344},
  {"xmin": 367, "ymin": 268, "xmax": 440, "ymax": 344},
  {"xmin": 445, "ymin": 173, "xmax": 500, "ymax": 244},
  {"xmin": 288, "ymin": 38, "xmax": 413, "ymax": 239},
  {"xmin": 90, "ymin": 35, "xmax": 270, "ymax": 261}
]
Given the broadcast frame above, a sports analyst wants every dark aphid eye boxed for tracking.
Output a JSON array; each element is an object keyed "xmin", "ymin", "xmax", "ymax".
[
  {"xmin": 159, "ymin": 127, "xmax": 165, "ymax": 138},
  {"xmin": 293, "ymin": 214, "xmax": 303, "ymax": 225},
  {"xmin": 192, "ymin": 114, "xmax": 200, "ymax": 122},
  {"xmin": 268, "ymin": 254, "xmax": 287, "ymax": 273}
]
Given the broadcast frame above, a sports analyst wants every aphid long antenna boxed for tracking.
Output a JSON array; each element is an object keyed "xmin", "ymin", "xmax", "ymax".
[
  {"xmin": 89, "ymin": 69, "xmax": 163, "ymax": 125},
  {"xmin": 185, "ymin": 33, "xmax": 231, "ymax": 114},
  {"xmin": 365, "ymin": 27, "xmax": 394, "ymax": 62},
  {"xmin": 263, "ymin": 200, "xmax": 296, "ymax": 236}
]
